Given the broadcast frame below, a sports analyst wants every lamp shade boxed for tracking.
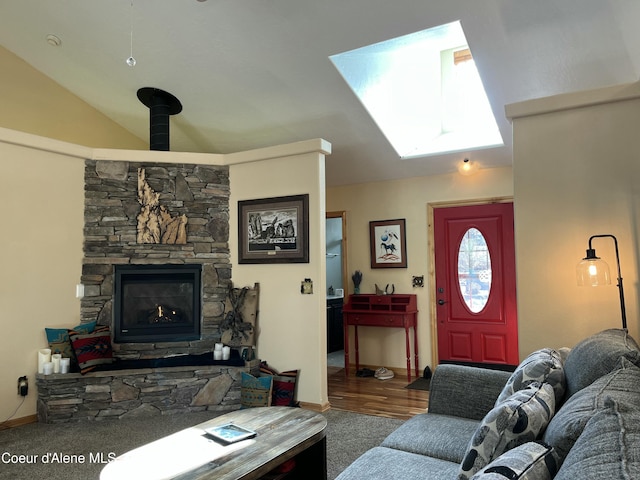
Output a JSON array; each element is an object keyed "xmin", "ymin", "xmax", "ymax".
[{"xmin": 576, "ymin": 249, "xmax": 611, "ymax": 286}]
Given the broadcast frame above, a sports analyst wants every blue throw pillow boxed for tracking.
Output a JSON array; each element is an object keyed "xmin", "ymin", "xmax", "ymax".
[
  {"xmin": 240, "ymin": 372, "xmax": 273, "ymax": 408},
  {"xmin": 45, "ymin": 320, "xmax": 97, "ymax": 369}
]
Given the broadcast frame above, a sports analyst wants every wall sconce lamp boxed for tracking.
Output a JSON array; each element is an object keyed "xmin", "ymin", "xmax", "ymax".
[{"xmin": 576, "ymin": 234, "xmax": 627, "ymax": 330}]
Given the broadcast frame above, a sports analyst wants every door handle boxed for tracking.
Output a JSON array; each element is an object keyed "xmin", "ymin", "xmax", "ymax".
[{"xmin": 437, "ymin": 299, "xmax": 447, "ymax": 305}]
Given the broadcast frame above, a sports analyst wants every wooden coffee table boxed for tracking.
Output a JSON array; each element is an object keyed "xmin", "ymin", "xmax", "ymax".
[{"xmin": 100, "ymin": 407, "xmax": 327, "ymax": 480}]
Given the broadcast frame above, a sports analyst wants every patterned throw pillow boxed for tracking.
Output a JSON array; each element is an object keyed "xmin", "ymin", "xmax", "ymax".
[
  {"xmin": 259, "ymin": 361, "xmax": 299, "ymax": 406},
  {"xmin": 470, "ymin": 442, "xmax": 560, "ymax": 480},
  {"xmin": 496, "ymin": 348, "xmax": 565, "ymax": 406},
  {"xmin": 240, "ymin": 372, "xmax": 273, "ymax": 408},
  {"xmin": 45, "ymin": 321, "xmax": 97, "ymax": 370},
  {"xmin": 459, "ymin": 382, "xmax": 556, "ymax": 480},
  {"xmin": 69, "ymin": 325, "xmax": 113, "ymax": 374}
]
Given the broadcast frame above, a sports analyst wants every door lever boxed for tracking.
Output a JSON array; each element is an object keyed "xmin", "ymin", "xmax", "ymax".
[{"xmin": 437, "ymin": 299, "xmax": 447, "ymax": 305}]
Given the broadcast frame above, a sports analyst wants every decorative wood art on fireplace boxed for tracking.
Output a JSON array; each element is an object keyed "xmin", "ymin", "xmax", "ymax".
[{"xmin": 137, "ymin": 168, "xmax": 188, "ymax": 244}]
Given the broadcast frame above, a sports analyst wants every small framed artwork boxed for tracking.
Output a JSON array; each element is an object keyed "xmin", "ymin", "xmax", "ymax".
[
  {"xmin": 369, "ymin": 218, "xmax": 407, "ymax": 268},
  {"xmin": 238, "ymin": 194, "xmax": 309, "ymax": 264}
]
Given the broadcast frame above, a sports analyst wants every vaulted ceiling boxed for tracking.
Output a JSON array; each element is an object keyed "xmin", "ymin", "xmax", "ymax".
[{"xmin": 1, "ymin": 1, "xmax": 639, "ymax": 186}]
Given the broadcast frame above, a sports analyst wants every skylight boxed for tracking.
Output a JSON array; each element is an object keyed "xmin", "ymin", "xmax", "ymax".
[{"xmin": 330, "ymin": 21, "xmax": 503, "ymax": 159}]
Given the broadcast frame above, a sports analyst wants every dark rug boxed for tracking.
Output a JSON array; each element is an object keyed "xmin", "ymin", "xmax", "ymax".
[
  {"xmin": 405, "ymin": 377, "xmax": 431, "ymax": 391},
  {"xmin": 0, "ymin": 409, "xmax": 403, "ymax": 480}
]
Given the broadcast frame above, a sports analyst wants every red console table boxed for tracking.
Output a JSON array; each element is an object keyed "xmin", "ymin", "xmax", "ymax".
[{"xmin": 342, "ymin": 294, "xmax": 419, "ymax": 382}]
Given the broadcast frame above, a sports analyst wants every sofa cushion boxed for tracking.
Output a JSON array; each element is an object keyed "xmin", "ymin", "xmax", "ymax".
[
  {"xmin": 335, "ymin": 446, "xmax": 460, "ymax": 480},
  {"xmin": 563, "ymin": 328, "xmax": 640, "ymax": 398},
  {"xmin": 543, "ymin": 359, "xmax": 640, "ymax": 462},
  {"xmin": 496, "ymin": 348, "xmax": 565, "ymax": 406},
  {"xmin": 428, "ymin": 364, "xmax": 513, "ymax": 421},
  {"xmin": 470, "ymin": 442, "xmax": 560, "ymax": 480},
  {"xmin": 553, "ymin": 398, "xmax": 640, "ymax": 480},
  {"xmin": 458, "ymin": 382, "xmax": 556, "ymax": 480},
  {"xmin": 382, "ymin": 413, "xmax": 480, "ymax": 463}
]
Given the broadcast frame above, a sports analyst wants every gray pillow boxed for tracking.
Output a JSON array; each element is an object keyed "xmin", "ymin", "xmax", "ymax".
[
  {"xmin": 553, "ymin": 398, "xmax": 640, "ymax": 479},
  {"xmin": 563, "ymin": 329, "xmax": 640, "ymax": 398},
  {"xmin": 543, "ymin": 359, "xmax": 640, "ymax": 462},
  {"xmin": 470, "ymin": 442, "xmax": 560, "ymax": 480},
  {"xmin": 459, "ymin": 382, "xmax": 556, "ymax": 480},
  {"xmin": 496, "ymin": 348, "xmax": 565, "ymax": 406}
]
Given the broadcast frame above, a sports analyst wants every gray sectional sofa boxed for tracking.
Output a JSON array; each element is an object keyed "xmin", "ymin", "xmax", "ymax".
[{"xmin": 336, "ymin": 328, "xmax": 640, "ymax": 480}]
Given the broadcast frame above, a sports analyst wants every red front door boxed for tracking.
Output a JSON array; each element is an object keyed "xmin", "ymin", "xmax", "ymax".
[{"xmin": 434, "ymin": 203, "xmax": 518, "ymax": 365}]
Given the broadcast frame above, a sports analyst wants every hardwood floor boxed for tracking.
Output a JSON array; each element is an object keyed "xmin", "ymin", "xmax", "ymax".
[{"xmin": 327, "ymin": 365, "xmax": 429, "ymax": 421}]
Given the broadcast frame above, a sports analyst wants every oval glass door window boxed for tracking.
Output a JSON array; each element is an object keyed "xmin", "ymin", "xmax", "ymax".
[{"xmin": 457, "ymin": 228, "xmax": 492, "ymax": 313}]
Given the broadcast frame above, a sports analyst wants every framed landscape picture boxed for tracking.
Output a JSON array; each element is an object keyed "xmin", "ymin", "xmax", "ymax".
[
  {"xmin": 369, "ymin": 218, "xmax": 407, "ymax": 268},
  {"xmin": 238, "ymin": 194, "xmax": 309, "ymax": 264}
]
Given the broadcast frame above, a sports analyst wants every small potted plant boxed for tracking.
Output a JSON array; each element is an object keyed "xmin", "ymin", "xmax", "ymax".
[{"xmin": 352, "ymin": 270, "xmax": 363, "ymax": 294}]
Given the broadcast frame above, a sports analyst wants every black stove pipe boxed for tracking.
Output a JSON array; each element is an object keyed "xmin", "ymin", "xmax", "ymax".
[{"xmin": 137, "ymin": 87, "xmax": 182, "ymax": 151}]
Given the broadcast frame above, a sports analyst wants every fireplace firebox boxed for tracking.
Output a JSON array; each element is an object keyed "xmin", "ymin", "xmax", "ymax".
[{"xmin": 113, "ymin": 264, "xmax": 202, "ymax": 343}]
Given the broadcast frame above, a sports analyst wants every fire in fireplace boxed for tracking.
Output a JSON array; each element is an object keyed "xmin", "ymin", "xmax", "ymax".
[{"xmin": 113, "ymin": 264, "xmax": 202, "ymax": 343}]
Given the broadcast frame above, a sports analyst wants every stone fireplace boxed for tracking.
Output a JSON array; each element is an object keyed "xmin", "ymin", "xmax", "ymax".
[
  {"xmin": 80, "ymin": 159, "xmax": 231, "ymax": 359},
  {"xmin": 35, "ymin": 159, "xmax": 252, "ymax": 423}
]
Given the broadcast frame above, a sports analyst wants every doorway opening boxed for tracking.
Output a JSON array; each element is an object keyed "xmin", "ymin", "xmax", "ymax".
[{"xmin": 326, "ymin": 211, "xmax": 347, "ymax": 368}]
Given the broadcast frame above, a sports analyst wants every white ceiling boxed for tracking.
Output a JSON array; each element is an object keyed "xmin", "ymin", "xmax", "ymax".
[{"xmin": 1, "ymin": 0, "xmax": 639, "ymax": 186}]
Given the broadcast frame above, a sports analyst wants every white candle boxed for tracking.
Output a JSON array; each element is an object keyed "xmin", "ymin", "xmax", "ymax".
[
  {"xmin": 222, "ymin": 346, "xmax": 231, "ymax": 361},
  {"xmin": 42, "ymin": 362, "xmax": 53, "ymax": 375},
  {"xmin": 214, "ymin": 343, "xmax": 223, "ymax": 351},
  {"xmin": 213, "ymin": 350, "xmax": 223, "ymax": 360},
  {"xmin": 60, "ymin": 358, "xmax": 71, "ymax": 374},
  {"xmin": 52, "ymin": 354, "xmax": 62, "ymax": 374},
  {"xmin": 38, "ymin": 349, "xmax": 51, "ymax": 374}
]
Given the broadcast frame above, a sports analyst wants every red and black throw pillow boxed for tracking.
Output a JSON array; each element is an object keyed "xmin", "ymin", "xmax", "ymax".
[
  {"xmin": 259, "ymin": 361, "xmax": 299, "ymax": 407},
  {"xmin": 69, "ymin": 325, "xmax": 114, "ymax": 374}
]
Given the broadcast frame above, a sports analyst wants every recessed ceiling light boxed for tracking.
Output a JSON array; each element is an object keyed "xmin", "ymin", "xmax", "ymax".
[{"xmin": 46, "ymin": 34, "xmax": 61, "ymax": 47}]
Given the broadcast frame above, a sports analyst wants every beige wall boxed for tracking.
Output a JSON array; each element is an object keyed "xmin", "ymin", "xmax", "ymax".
[
  {"xmin": 229, "ymin": 149, "xmax": 329, "ymax": 408},
  {"xmin": 0, "ymin": 139, "xmax": 86, "ymax": 422},
  {"xmin": 0, "ymin": 46, "xmax": 146, "ymax": 150},
  {"xmin": 326, "ymin": 167, "xmax": 514, "ymax": 371},
  {"xmin": 509, "ymin": 82, "xmax": 640, "ymax": 353}
]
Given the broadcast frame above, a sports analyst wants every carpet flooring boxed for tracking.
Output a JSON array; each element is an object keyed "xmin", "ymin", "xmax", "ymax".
[{"xmin": 0, "ymin": 409, "xmax": 403, "ymax": 480}]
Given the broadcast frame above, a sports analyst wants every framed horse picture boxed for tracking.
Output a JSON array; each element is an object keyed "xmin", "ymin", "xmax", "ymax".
[{"xmin": 369, "ymin": 219, "xmax": 407, "ymax": 268}]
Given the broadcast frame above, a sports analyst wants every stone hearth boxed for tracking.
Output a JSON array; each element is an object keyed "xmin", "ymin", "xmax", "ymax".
[{"xmin": 36, "ymin": 363, "xmax": 259, "ymax": 423}]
